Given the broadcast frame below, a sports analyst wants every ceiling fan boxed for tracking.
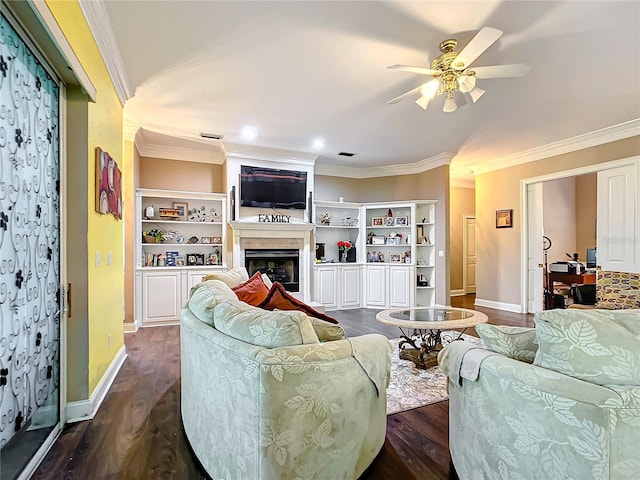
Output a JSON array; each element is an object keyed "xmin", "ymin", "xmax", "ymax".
[{"xmin": 387, "ymin": 27, "xmax": 530, "ymax": 112}]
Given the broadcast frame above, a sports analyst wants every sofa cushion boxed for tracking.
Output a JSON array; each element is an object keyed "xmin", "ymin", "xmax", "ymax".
[
  {"xmin": 259, "ymin": 281, "xmax": 339, "ymax": 324},
  {"xmin": 475, "ymin": 324, "xmax": 538, "ymax": 363},
  {"xmin": 596, "ymin": 288, "xmax": 640, "ymax": 309},
  {"xmin": 202, "ymin": 266, "xmax": 249, "ymax": 288},
  {"xmin": 231, "ymin": 271, "xmax": 270, "ymax": 306},
  {"xmin": 213, "ymin": 300, "xmax": 319, "ymax": 348},
  {"xmin": 188, "ymin": 280, "xmax": 238, "ymax": 326},
  {"xmin": 534, "ymin": 309, "xmax": 640, "ymax": 386}
]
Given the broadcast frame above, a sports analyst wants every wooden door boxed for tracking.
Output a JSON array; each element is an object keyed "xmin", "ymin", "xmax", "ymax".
[{"xmin": 463, "ymin": 216, "xmax": 476, "ymax": 294}]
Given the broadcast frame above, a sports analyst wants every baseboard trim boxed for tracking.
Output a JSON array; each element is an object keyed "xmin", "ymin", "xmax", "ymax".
[
  {"xmin": 123, "ymin": 322, "xmax": 138, "ymax": 333},
  {"xmin": 474, "ymin": 298, "xmax": 523, "ymax": 313},
  {"xmin": 450, "ymin": 289, "xmax": 465, "ymax": 297},
  {"xmin": 66, "ymin": 345, "xmax": 127, "ymax": 423}
]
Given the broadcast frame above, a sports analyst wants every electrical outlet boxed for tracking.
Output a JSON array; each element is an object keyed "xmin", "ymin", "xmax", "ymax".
[{"xmin": 107, "ymin": 334, "xmax": 111, "ymax": 348}]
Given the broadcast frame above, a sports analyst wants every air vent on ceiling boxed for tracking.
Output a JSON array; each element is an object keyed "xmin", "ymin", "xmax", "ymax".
[
  {"xmin": 200, "ymin": 132, "xmax": 224, "ymax": 140},
  {"xmin": 338, "ymin": 152, "xmax": 355, "ymax": 157}
]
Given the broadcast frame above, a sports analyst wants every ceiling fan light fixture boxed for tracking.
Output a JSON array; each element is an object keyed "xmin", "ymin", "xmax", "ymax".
[
  {"xmin": 443, "ymin": 94, "xmax": 457, "ymax": 113},
  {"xmin": 420, "ymin": 79, "xmax": 440, "ymax": 99},
  {"xmin": 415, "ymin": 95, "xmax": 430, "ymax": 110},
  {"xmin": 457, "ymin": 74, "xmax": 476, "ymax": 93},
  {"xmin": 468, "ymin": 86, "xmax": 486, "ymax": 103}
]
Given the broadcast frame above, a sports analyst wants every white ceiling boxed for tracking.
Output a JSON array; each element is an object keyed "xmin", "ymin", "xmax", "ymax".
[{"xmin": 91, "ymin": 0, "xmax": 640, "ymax": 180}]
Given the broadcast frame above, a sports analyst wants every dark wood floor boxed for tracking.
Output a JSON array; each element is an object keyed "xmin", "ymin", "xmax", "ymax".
[{"xmin": 32, "ymin": 295, "xmax": 533, "ymax": 480}]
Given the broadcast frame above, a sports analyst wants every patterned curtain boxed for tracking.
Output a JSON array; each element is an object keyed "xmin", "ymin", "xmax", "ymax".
[{"xmin": 0, "ymin": 12, "xmax": 61, "ymax": 449}]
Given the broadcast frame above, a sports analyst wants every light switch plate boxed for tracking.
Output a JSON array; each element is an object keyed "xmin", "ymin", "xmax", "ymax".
[
  {"xmin": 95, "ymin": 252, "xmax": 101, "ymax": 266},
  {"xmin": 107, "ymin": 252, "xmax": 112, "ymax": 265}
]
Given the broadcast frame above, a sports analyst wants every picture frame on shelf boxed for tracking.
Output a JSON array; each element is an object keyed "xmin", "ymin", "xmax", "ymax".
[
  {"xmin": 172, "ymin": 202, "xmax": 188, "ymax": 221},
  {"xmin": 175, "ymin": 255, "xmax": 186, "ymax": 267},
  {"xmin": 385, "ymin": 217, "xmax": 394, "ymax": 226},
  {"xmin": 206, "ymin": 253, "xmax": 219, "ymax": 265},
  {"xmin": 386, "ymin": 236, "xmax": 398, "ymax": 245},
  {"xmin": 390, "ymin": 253, "xmax": 402, "ymax": 262},
  {"xmin": 394, "ymin": 216, "xmax": 408, "ymax": 226},
  {"xmin": 372, "ymin": 217, "xmax": 384, "ymax": 226},
  {"xmin": 187, "ymin": 253, "xmax": 205, "ymax": 266},
  {"xmin": 212, "ymin": 236, "xmax": 222, "ymax": 244},
  {"xmin": 201, "ymin": 236, "xmax": 214, "ymax": 244},
  {"xmin": 372, "ymin": 236, "xmax": 385, "ymax": 245}
]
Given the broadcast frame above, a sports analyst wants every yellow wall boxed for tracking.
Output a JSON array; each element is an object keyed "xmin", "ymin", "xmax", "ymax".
[
  {"xmin": 476, "ymin": 136, "xmax": 640, "ymax": 308},
  {"xmin": 46, "ymin": 1, "xmax": 125, "ymax": 396}
]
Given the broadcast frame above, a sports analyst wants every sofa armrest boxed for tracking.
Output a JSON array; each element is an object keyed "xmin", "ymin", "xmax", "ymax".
[{"xmin": 441, "ymin": 341, "xmax": 622, "ymax": 407}]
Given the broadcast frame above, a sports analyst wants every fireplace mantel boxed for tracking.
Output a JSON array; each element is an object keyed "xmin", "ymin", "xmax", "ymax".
[
  {"xmin": 228, "ymin": 221, "xmax": 314, "ymax": 302},
  {"xmin": 229, "ymin": 221, "xmax": 314, "ymax": 235}
]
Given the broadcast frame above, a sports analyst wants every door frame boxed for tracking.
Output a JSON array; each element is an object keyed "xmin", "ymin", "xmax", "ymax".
[
  {"xmin": 462, "ymin": 215, "xmax": 476, "ymax": 295},
  {"xmin": 520, "ymin": 156, "xmax": 640, "ymax": 313}
]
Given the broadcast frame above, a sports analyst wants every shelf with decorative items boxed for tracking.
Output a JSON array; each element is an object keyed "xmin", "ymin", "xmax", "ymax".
[
  {"xmin": 364, "ymin": 203, "xmax": 413, "ymax": 265},
  {"xmin": 414, "ymin": 201, "xmax": 437, "ymax": 306},
  {"xmin": 313, "ymin": 200, "xmax": 363, "ymax": 264},
  {"xmin": 135, "ymin": 189, "xmax": 228, "ymax": 326}
]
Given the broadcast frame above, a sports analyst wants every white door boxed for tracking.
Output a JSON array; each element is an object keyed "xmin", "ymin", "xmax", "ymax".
[
  {"xmin": 389, "ymin": 266, "xmax": 412, "ymax": 307},
  {"xmin": 315, "ymin": 267, "xmax": 339, "ymax": 310},
  {"xmin": 366, "ymin": 265, "xmax": 387, "ymax": 308},
  {"xmin": 597, "ymin": 165, "xmax": 639, "ymax": 273},
  {"xmin": 527, "ymin": 183, "xmax": 545, "ymax": 313},
  {"xmin": 340, "ymin": 266, "xmax": 361, "ymax": 309},
  {"xmin": 463, "ymin": 216, "xmax": 477, "ymax": 294}
]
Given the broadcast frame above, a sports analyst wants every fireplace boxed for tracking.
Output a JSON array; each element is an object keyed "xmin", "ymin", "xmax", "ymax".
[{"xmin": 245, "ymin": 249, "xmax": 300, "ymax": 292}]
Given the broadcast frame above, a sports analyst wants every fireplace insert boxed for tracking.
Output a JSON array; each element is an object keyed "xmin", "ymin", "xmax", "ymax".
[{"xmin": 244, "ymin": 249, "xmax": 299, "ymax": 292}]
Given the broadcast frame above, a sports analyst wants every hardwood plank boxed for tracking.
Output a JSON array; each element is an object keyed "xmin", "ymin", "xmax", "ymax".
[{"xmin": 32, "ymin": 295, "xmax": 532, "ymax": 480}]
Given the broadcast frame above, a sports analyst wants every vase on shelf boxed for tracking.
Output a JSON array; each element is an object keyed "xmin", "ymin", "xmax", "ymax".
[{"xmin": 339, "ymin": 249, "xmax": 347, "ymax": 263}]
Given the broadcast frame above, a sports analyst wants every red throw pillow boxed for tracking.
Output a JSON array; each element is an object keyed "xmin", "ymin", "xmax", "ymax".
[
  {"xmin": 258, "ymin": 282, "xmax": 339, "ymax": 324},
  {"xmin": 231, "ymin": 271, "xmax": 270, "ymax": 306}
]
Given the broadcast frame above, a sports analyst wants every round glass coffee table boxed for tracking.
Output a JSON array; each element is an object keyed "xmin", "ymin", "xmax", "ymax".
[{"xmin": 376, "ymin": 307, "xmax": 488, "ymax": 369}]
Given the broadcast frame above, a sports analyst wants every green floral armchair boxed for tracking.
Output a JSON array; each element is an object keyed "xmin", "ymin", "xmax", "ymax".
[
  {"xmin": 439, "ymin": 309, "xmax": 640, "ymax": 480},
  {"xmin": 181, "ymin": 280, "xmax": 392, "ymax": 480}
]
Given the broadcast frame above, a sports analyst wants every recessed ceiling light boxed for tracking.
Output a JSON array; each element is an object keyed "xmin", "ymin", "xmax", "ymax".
[
  {"xmin": 240, "ymin": 125, "xmax": 257, "ymax": 141},
  {"xmin": 312, "ymin": 138, "xmax": 325, "ymax": 150}
]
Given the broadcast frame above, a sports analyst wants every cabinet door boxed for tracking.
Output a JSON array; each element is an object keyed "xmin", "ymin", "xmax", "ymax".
[
  {"xmin": 366, "ymin": 265, "xmax": 387, "ymax": 308},
  {"xmin": 143, "ymin": 271, "xmax": 182, "ymax": 323},
  {"xmin": 315, "ymin": 267, "xmax": 339, "ymax": 310},
  {"xmin": 389, "ymin": 266, "xmax": 412, "ymax": 308},
  {"xmin": 340, "ymin": 265, "xmax": 361, "ymax": 309}
]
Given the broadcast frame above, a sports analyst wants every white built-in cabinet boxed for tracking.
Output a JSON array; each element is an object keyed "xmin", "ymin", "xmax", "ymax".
[
  {"xmin": 313, "ymin": 200, "xmax": 437, "ymax": 310},
  {"xmin": 135, "ymin": 189, "xmax": 228, "ymax": 326}
]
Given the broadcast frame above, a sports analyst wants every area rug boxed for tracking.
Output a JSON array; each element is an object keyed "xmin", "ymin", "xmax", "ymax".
[{"xmin": 386, "ymin": 332, "xmax": 484, "ymax": 415}]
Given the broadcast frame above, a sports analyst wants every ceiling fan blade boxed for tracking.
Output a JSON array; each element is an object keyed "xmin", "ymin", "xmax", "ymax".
[
  {"xmin": 451, "ymin": 27, "xmax": 503, "ymax": 71},
  {"xmin": 471, "ymin": 64, "xmax": 531, "ymax": 79},
  {"xmin": 386, "ymin": 85, "xmax": 422, "ymax": 104},
  {"xmin": 387, "ymin": 64, "xmax": 441, "ymax": 76}
]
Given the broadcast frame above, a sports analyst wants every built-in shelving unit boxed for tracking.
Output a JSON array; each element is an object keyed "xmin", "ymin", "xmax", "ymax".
[{"xmin": 135, "ymin": 189, "xmax": 228, "ymax": 326}]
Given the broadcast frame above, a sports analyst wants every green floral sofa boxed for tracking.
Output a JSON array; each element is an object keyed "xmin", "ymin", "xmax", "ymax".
[
  {"xmin": 181, "ymin": 279, "xmax": 392, "ymax": 480},
  {"xmin": 439, "ymin": 309, "xmax": 640, "ymax": 480}
]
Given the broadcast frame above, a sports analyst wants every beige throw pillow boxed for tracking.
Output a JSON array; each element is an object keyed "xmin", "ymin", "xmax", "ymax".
[{"xmin": 202, "ymin": 266, "xmax": 249, "ymax": 288}]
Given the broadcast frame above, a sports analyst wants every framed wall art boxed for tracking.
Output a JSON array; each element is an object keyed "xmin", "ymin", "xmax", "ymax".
[
  {"xmin": 95, "ymin": 147, "xmax": 122, "ymax": 219},
  {"xmin": 496, "ymin": 209, "xmax": 513, "ymax": 228}
]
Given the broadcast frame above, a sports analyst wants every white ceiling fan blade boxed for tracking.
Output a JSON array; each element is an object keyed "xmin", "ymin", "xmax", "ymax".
[
  {"xmin": 387, "ymin": 64, "xmax": 441, "ymax": 76},
  {"xmin": 451, "ymin": 27, "xmax": 503, "ymax": 71},
  {"xmin": 415, "ymin": 95, "xmax": 431, "ymax": 110},
  {"xmin": 386, "ymin": 85, "xmax": 422, "ymax": 104},
  {"xmin": 471, "ymin": 64, "xmax": 531, "ymax": 79}
]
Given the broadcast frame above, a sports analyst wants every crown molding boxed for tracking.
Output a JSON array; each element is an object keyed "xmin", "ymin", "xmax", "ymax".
[
  {"xmin": 473, "ymin": 119, "xmax": 640, "ymax": 175},
  {"xmin": 225, "ymin": 143, "xmax": 317, "ymax": 166},
  {"xmin": 78, "ymin": 0, "xmax": 132, "ymax": 106},
  {"xmin": 134, "ymin": 128, "xmax": 225, "ymax": 164},
  {"xmin": 315, "ymin": 152, "xmax": 454, "ymax": 179}
]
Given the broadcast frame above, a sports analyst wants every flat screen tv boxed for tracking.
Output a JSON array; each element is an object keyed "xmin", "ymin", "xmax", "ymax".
[{"xmin": 240, "ymin": 166, "xmax": 307, "ymax": 210}]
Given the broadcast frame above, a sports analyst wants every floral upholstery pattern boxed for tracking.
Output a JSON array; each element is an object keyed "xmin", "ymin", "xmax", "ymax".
[
  {"xmin": 440, "ymin": 308, "xmax": 640, "ymax": 480},
  {"xmin": 181, "ymin": 284, "xmax": 392, "ymax": 480}
]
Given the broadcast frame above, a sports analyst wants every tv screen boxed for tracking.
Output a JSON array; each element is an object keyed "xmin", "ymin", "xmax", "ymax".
[{"xmin": 240, "ymin": 166, "xmax": 307, "ymax": 210}]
